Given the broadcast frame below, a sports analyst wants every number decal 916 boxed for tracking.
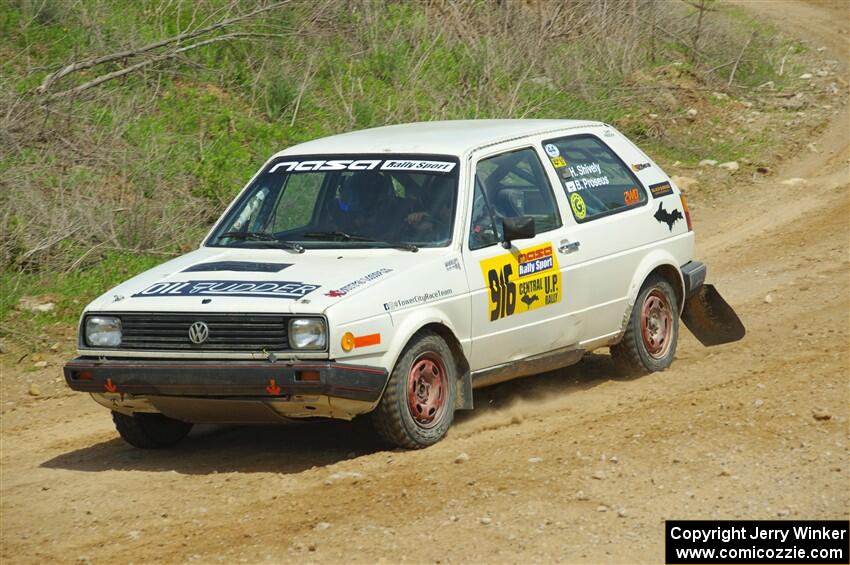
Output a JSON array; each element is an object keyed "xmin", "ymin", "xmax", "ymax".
[{"xmin": 480, "ymin": 243, "xmax": 562, "ymax": 321}]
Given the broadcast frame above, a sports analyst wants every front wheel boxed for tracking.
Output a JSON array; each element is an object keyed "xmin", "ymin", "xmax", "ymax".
[
  {"xmin": 112, "ymin": 411, "xmax": 192, "ymax": 449},
  {"xmin": 611, "ymin": 274, "xmax": 679, "ymax": 374},
  {"xmin": 370, "ymin": 331, "xmax": 456, "ymax": 449}
]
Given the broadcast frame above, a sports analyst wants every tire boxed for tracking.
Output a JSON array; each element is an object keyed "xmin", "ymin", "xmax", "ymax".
[
  {"xmin": 112, "ymin": 411, "xmax": 192, "ymax": 449},
  {"xmin": 370, "ymin": 331, "xmax": 456, "ymax": 449},
  {"xmin": 611, "ymin": 274, "xmax": 679, "ymax": 374}
]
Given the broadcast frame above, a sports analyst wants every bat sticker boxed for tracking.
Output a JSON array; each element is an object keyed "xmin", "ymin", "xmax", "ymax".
[{"xmin": 654, "ymin": 202, "xmax": 684, "ymax": 231}]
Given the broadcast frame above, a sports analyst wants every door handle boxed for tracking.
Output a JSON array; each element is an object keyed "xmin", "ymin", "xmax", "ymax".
[{"xmin": 558, "ymin": 240, "xmax": 580, "ymax": 253}]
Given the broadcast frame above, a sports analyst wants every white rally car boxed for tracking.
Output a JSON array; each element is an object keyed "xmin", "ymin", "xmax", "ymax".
[{"xmin": 64, "ymin": 120, "xmax": 744, "ymax": 449}]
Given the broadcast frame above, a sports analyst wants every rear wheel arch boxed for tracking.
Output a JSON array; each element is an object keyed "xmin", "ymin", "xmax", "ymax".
[
  {"xmin": 625, "ymin": 254, "xmax": 686, "ymax": 316},
  {"xmin": 649, "ymin": 263, "xmax": 685, "ymax": 314}
]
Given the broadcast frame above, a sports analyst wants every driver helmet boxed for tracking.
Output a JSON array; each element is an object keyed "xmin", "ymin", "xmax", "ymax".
[{"xmin": 338, "ymin": 172, "xmax": 384, "ymax": 213}]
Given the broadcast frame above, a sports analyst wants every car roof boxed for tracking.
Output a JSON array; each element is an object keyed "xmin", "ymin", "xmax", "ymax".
[{"xmin": 274, "ymin": 119, "xmax": 603, "ymax": 158}]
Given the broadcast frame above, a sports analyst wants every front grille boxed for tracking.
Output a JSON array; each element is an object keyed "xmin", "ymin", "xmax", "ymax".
[{"xmin": 115, "ymin": 313, "xmax": 290, "ymax": 351}]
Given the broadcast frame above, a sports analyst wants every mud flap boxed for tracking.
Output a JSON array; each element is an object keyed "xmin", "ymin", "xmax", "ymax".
[{"xmin": 681, "ymin": 284, "xmax": 745, "ymax": 346}]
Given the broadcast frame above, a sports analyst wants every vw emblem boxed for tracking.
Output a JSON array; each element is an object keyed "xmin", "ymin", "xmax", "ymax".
[{"xmin": 188, "ymin": 321, "xmax": 209, "ymax": 345}]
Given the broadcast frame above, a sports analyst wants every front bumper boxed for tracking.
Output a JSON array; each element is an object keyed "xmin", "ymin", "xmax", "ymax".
[{"xmin": 64, "ymin": 357, "xmax": 388, "ymax": 403}]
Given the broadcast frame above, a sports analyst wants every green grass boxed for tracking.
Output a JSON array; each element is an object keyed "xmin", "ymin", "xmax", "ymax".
[
  {"xmin": 0, "ymin": 0, "xmax": 810, "ymax": 338},
  {"xmin": 1, "ymin": 253, "xmax": 164, "ymax": 329}
]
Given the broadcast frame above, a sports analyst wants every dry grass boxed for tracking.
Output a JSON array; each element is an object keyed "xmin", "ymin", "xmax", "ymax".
[{"xmin": 0, "ymin": 0, "xmax": 798, "ymax": 275}]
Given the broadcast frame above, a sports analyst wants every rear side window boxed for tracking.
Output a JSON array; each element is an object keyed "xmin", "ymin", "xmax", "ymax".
[{"xmin": 542, "ymin": 135, "xmax": 646, "ymax": 222}]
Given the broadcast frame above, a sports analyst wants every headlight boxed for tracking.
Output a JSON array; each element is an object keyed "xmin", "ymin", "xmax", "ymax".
[
  {"xmin": 288, "ymin": 318, "xmax": 327, "ymax": 350},
  {"xmin": 85, "ymin": 316, "xmax": 122, "ymax": 347}
]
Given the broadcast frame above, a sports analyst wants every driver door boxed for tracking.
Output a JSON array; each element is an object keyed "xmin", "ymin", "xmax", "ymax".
[{"xmin": 462, "ymin": 145, "xmax": 580, "ymax": 372}]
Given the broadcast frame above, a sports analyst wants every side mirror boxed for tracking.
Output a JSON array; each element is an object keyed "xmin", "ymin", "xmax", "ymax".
[{"xmin": 501, "ymin": 216, "xmax": 535, "ymax": 248}]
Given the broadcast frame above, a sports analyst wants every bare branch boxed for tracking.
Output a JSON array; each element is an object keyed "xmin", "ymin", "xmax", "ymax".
[
  {"xmin": 727, "ymin": 31, "xmax": 756, "ymax": 88},
  {"xmin": 42, "ymin": 33, "xmax": 290, "ymax": 102},
  {"xmin": 37, "ymin": 1, "xmax": 290, "ymax": 94}
]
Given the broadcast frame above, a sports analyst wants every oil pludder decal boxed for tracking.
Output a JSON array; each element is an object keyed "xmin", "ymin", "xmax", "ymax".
[
  {"xmin": 133, "ymin": 280, "xmax": 319, "ymax": 299},
  {"xmin": 479, "ymin": 243, "xmax": 561, "ymax": 322},
  {"xmin": 654, "ymin": 202, "xmax": 683, "ymax": 231}
]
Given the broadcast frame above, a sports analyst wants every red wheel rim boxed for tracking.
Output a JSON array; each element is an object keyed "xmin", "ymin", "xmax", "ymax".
[
  {"xmin": 406, "ymin": 353, "xmax": 448, "ymax": 429},
  {"xmin": 641, "ymin": 289, "xmax": 673, "ymax": 359}
]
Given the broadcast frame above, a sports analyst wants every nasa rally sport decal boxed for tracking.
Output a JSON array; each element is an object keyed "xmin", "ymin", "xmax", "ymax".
[
  {"xmin": 479, "ymin": 243, "xmax": 561, "ymax": 322},
  {"xmin": 133, "ymin": 280, "xmax": 320, "ymax": 299},
  {"xmin": 269, "ymin": 159, "xmax": 456, "ymax": 174}
]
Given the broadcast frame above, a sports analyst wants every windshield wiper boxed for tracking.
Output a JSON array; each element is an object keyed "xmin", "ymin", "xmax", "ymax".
[
  {"xmin": 303, "ymin": 230, "xmax": 373, "ymax": 241},
  {"xmin": 303, "ymin": 231, "xmax": 418, "ymax": 252},
  {"xmin": 219, "ymin": 231, "xmax": 276, "ymax": 241},
  {"xmin": 218, "ymin": 231, "xmax": 305, "ymax": 253}
]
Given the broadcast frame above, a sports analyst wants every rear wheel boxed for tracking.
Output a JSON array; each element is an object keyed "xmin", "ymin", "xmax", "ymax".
[
  {"xmin": 611, "ymin": 274, "xmax": 679, "ymax": 374},
  {"xmin": 371, "ymin": 331, "xmax": 456, "ymax": 449},
  {"xmin": 112, "ymin": 411, "xmax": 192, "ymax": 449}
]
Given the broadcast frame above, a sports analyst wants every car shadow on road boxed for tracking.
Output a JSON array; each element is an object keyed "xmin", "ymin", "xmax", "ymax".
[
  {"xmin": 40, "ymin": 416, "xmax": 385, "ymax": 475},
  {"xmin": 41, "ymin": 352, "xmax": 629, "ymax": 475}
]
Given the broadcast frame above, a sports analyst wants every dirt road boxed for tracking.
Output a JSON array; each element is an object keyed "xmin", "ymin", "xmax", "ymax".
[{"xmin": 2, "ymin": 1, "xmax": 847, "ymax": 563}]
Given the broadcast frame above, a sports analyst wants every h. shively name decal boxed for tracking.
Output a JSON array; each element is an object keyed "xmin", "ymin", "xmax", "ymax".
[{"xmin": 133, "ymin": 280, "xmax": 320, "ymax": 299}]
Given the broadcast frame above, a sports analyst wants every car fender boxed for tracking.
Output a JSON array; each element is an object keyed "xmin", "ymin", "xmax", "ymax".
[
  {"xmin": 384, "ymin": 306, "xmax": 465, "ymax": 369},
  {"xmin": 385, "ymin": 305, "xmax": 473, "ymax": 409},
  {"xmin": 618, "ymin": 250, "xmax": 685, "ymax": 336}
]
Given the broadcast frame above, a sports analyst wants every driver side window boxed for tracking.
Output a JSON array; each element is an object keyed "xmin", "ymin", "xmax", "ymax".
[{"xmin": 468, "ymin": 147, "xmax": 562, "ymax": 250}]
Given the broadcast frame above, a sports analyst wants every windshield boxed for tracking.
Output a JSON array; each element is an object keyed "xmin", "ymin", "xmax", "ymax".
[{"xmin": 208, "ymin": 154, "xmax": 460, "ymax": 251}]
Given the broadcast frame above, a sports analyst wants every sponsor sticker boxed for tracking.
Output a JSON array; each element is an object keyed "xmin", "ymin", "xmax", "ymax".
[
  {"xmin": 479, "ymin": 243, "xmax": 561, "ymax": 322},
  {"xmin": 325, "ymin": 268, "xmax": 392, "ymax": 297},
  {"xmin": 550, "ymin": 156, "xmax": 567, "ymax": 168},
  {"xmin": 631, "ymin": 162, "xmax": 651, "ymax": 172},
  {"xmin": 544, "ymin": 143, "xmax": 560, "ymax": 158},
  {"xmin": 383, "ymin": 289, "xmax": 454, "ymax": 312},
  {"xmin": 444, "ymin": 258, "xmax": 461, "ymax": 272},
  {"xmin": 380, "ymin": 160, "xmax": 456, "ymax": 172},
  {"xmin": 570, "ymin": 193, "xmax": 587, "ymax": 220},
  {"xmin": 133, "ymin": 280, "xmax": 319, "ymax": 300},
  {"xmin": 624, "ymin": 187, "xmax": 641, "ymax": 206},
  {"xmin": 649, "ymin": 181, "xmax": 674, "ymax": 198},
  {"xmin": 269, "ymin": 159, "xmax": 456, "ymax": 174}
]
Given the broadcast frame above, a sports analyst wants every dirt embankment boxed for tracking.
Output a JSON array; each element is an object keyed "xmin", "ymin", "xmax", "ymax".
[{"xmin": 1, "ymin": 1, "xmax": 848, "ymax": 563}]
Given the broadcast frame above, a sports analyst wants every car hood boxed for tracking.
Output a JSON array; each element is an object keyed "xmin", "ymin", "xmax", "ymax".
[{"xmin": 87, "ymin": 246, "xmax": 438, "ymax": 314}]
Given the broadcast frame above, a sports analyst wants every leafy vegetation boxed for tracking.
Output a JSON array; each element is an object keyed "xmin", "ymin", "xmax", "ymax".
[{"xmin": 0, "ymin": 0, "xmax": 803, "ymax": 333}]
